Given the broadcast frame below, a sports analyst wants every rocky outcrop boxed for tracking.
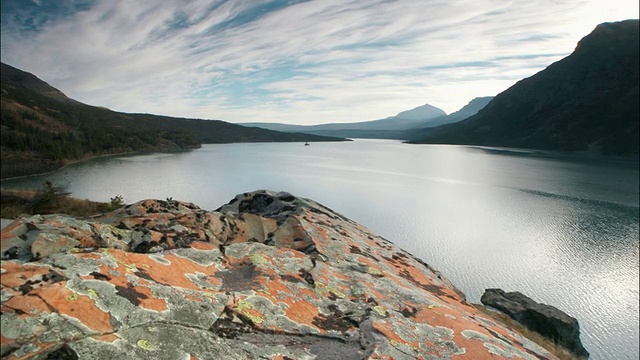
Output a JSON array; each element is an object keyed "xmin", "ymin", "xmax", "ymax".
[
  {"xmin": 1, "ymin": 190, "xmax": 560, "ymax": 359},
  {"xmin": 481, "ymin": 288, "xmax": 589, "ymax": 359}
]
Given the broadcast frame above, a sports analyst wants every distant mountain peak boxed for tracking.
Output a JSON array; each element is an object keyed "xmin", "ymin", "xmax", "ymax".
[
  {"xmin": 394, "ymin": 103, "xmax": 446, "ymax": 120},
  {"xmin": 400, "ymin": 96, "xmax": 494, "ymax": 132}
]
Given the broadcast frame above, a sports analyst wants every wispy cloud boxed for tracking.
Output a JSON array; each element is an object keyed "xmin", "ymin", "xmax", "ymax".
[{"xmin": 1, "ymin": 0, "xmax": 638, "ymax": 124}]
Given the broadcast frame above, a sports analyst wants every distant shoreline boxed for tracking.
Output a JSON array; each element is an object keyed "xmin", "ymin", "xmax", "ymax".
[
  {"xmin": 466, "ymin": 145, "xmax": 640, "ymax": 165},
  {"xmin": 1, "ymin": 139, "xmax": 348, "ymax": 181},
  {"xmin": 0, "ymin": 148, "xmax": 194, "ymax": 182},
  {"xmin": 3, "ymin": 141, "xmax": 637, "ymax": 182}
]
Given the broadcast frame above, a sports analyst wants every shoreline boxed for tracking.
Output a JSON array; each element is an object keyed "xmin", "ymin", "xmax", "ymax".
[
  {"xmin": 0, "ymin": 138, "xmax": 348, "ymax": 182},
  {"xmin": 0, "ymin": 148, "xmax": 197, "ymax": 182}
]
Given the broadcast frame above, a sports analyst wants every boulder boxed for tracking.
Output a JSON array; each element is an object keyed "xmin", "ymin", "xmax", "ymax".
[
  {"xmin": 1, "ymin": 190, "xmax": 561, "ymax": 359},
  {"xmin": 481, "ymin": 288, "xmax": 589, "ymax": 359}
]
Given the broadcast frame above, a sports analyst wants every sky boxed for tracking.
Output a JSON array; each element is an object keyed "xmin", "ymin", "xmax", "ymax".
[{"xmin": 1, "ymin": 1, "xmax": 638, "ymax": 125}]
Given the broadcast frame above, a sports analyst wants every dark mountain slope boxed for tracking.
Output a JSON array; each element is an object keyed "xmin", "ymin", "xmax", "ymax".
[
  {"xmin": 0, "ymin": 63, "xmax": 345, "ymax": 178},
  {"xmin": 410, "ymin": 20, "xmax": 639, "ymax": 156},
  {"xmin": 1, "ymin": 63, "xmax": 74, "ymax": 102}
]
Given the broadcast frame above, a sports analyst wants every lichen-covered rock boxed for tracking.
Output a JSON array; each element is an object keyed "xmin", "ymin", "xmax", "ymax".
[
  {"xmin": 1, "ymin": 190, "xmax": 560, "ymax": 359},
  {"xmin": 481, "ymin": 288, "xmax": 589, "ymax": 359}
]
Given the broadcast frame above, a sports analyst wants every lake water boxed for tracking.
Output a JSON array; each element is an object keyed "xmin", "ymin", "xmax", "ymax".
[{"xmin": 2, "ymin": 139, "xmax": 638, "ymax": 359}]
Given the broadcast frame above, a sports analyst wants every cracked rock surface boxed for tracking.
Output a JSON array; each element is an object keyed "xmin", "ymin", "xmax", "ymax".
[{"xmin": 1, "ymin": 190, "xmax": 558, "ymax": 359}]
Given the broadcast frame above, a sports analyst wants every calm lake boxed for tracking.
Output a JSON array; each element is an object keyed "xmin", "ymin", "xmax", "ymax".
[{"xmin": 2, "ymin": 139, "xmax": 638, "ymax": 359}]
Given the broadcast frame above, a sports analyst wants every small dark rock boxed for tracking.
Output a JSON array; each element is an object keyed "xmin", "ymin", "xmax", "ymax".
[
  {"xmin": 400, "ymin": 306, "xmax": 418, "ymax": 318},
  {"xmin": 18, "ymin": 280, "xmax": 37, "ymax": 295},
  {"xmin": 1, "ymin": 246, "xmax": 20, "ymax": 260},
  {"xmin": 481, "ymin": 288, "xmax": 589, "ymax": 359},
  {"xmin": 89, "ymin": 271, "xmax": 111, "ymax": 281},
  {"xmin": 312, "ymin": 304, "xmax": 359, "ymax": 331},
  {"xmin": 43, "ymin": 270, "xmax": 66, "ymax": 283},
  {"xmin": 219, "ymin": 190, "xmax": 303, "ymax": 219},
  {"xmin": 299, "ymin": 269, "xmax": 315, "ymax": 286},
  {"xmin": 114, "ymin": 284, "xmax": 148, "ymax": 306},
  {"xmin": 44, "ymin": 344, "xmax": 78, "ymax": 360},
  {"xmin": 276, "ymin": 192, "xmax": 296, "ymax": 202}
]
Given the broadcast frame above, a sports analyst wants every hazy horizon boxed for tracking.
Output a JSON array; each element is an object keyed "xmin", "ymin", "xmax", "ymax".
[{"xmin": 1, "ymin": 1, "xmax": 638, "ymax": 125}]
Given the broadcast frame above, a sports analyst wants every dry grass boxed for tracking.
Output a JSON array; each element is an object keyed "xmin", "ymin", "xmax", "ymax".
[
  {"xmin": 1, "ymin": 188, "xmax": 113, "ymax": 219},
  {"xmin": 474, "ymin": 304, "xmax": 585, "ymax": 360}
]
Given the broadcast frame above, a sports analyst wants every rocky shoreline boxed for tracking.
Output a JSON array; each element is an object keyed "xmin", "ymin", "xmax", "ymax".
[
  {"xmin": 481, "ymin": 289, "xmax": 588, "ymax": 359},
  {"xmin": 1, "ymin": 190, "xmax": 586, "ymax": 359}
]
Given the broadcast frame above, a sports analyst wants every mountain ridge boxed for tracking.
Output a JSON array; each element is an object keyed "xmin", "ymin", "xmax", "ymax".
[
  {"xmin": 242, "ymin": 101, "xmax": 446, "ymax": 133},
  {"xmin": 391, "ymin": 102, "xmax": 447, "ymax": 122},
  {"xmin": 241, "ymin": 97, "xmax": 492, "ymax": 139},
  {"xmin": 409, "ymin": 20, "xmax": 639, "ymax": 156}
]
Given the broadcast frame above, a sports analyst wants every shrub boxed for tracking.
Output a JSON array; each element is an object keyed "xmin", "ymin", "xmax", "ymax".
[
  {"xmin": 109, "ymin": 195, "xmax": 125, "ymax": 210},
  {"xmin": 28, "ymin": 180, "xmax": 70, "ymax": 213}
]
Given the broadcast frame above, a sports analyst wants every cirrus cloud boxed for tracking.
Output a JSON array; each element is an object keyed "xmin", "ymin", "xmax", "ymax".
[{"xmin": 1, "ymin": 0, "xmax": 638, "ymax": 124}]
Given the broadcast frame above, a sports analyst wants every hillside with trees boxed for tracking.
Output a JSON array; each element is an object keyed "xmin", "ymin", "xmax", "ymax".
[{"xmin": 0, "ymin": 63, "xmax": 345, "ymax": 178}]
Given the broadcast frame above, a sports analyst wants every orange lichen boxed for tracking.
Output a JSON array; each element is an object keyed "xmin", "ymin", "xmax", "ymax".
[
  {"xmin": 372, "ymin": 322, "xmax": 419, "ymax": 349},
  {"xmin": 1, "ymin": 220, "xmax": 25, "ymax": 236},
  {"xmin": 93, "ymin": 334, "xmax": 120, "ymax": 343},
  {"xmin": 1, "ymin": 232, "xmax": 20, "ymax": 243},
  {"xmin": 97, "ymin": 249, "xmax": 222, "ymax": 291},
  {"xmin": 0, "ymin": 263, "xmax": 53, "ymax": 289},
  {"xmin": 255, "ymin": 278, "xmax": 291, "ymax": 298},
  {"xmin": 129, "ymin": 285, "xmax": 167, "ymax": 312},
  {"xmin": 2, "ymin": 292, "xmax": 54, "ymax": 317},
  {"xmin": 183, "ymin": 293, "xmax": 204, "ymax": 303},
  {"xmin": 283, "ymin": 297, "xmax": 324, "ymax": 329},
  {"xmin": 190, "ymin": 241, "xmax": 219, "ymax": 251},
  {"xmin": 30, "ymin": 282, "xmax": 113, "ymax": 333}
]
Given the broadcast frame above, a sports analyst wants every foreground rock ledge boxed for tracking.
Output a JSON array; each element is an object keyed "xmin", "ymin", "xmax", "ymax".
[{"xmin": 1, "ymin": 190, "xmax": 559, "ymax": 359}]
